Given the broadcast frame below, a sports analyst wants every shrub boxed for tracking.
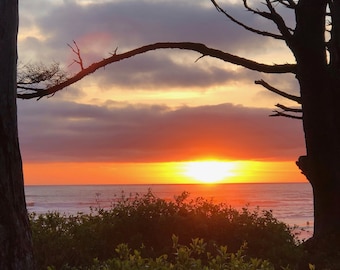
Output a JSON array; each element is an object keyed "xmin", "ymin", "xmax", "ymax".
[
  {"xmin": 30, "ymin": 190, "xmax": 303, "ymax": 269},
  {"xmin": 48, "ymin": 239, "xmax": 278, "ymax": 270}
]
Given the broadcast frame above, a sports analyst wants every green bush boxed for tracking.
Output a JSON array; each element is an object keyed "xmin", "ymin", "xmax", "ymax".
[
  {"xmin": 30, "ymin": 190, "xmax": 304, "ymax": 269},
  {"xmin": 53, "ymin": 239, "xmax": 277, "ymax": 270}
]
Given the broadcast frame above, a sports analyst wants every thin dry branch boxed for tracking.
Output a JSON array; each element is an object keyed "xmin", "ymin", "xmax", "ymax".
[
  {"xmin": 210, "ymin": 0, "xmax": 284, "ymax": 40},
  {"xmin": 270, "ymin": 103, "xmax": 302, "ymax": 119},
  {"xmin": 255, "ymin": 79, "xmax": 301, "ymax": 103},
  {"xmin": 273, "ymin": 0, "xmax": 297, "ymax": 9},
  {"xmin": 275, "ymin": 103, "xmax": 302, "ymax": 112},
  {"xmin": 17, "ymin": 62, "xmax": 68, "ymax": 95},
  {"xmin": 270, "ymin": 110, "xmax": 302, "ymax": 119},
  {"xmin": 241, "ymin": 0, "xmax": 294, "ymax": 43},
  {"xmin": 264, "ymin": 0, "xmax": 294, "ymax": 40},
  {"xmin": 67, "ymin": 40, "xmax": 85, "ymax": 70},
  {"xmin": 17, "ymin": 85, "xmax": 45, "ymax": 92},
  {"xmin": 17, "ymin": 42, "xmax": 296, "ymax": 100}
]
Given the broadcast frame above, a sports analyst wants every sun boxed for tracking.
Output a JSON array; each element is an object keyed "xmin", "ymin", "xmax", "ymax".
[{"xmin": 183, "ymin": 161, "xmax": 236, "ymax": 183}]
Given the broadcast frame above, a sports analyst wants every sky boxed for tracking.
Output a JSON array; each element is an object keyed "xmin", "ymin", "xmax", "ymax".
[{"xmin": 18, "ymin": 0, "xmax": 307, "ymax": 185}]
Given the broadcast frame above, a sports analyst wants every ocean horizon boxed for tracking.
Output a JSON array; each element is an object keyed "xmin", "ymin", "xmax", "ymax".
[{"xmin": 25, "ymin": 182, "xmax": 313, "ymax": 239}]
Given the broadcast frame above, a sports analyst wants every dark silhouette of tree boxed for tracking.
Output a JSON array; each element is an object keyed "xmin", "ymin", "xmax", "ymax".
[
  {"xmin": 2, "ymin": 0, "xmax": 340, "ymax": 268},
  {"xmin": 0, "ymin": 1, "xmax": 34, "ymax": 269}
]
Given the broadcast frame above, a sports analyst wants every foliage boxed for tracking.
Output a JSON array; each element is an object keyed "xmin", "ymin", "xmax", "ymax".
[
  {"xmin": 49, "ymin": 240, "xmax": 278, "ymax": 270},
  {"xmin": 17, "ymin": 62, "xmax": 68, "ymax": 96},
  {"xmin": 30, "ymin": 190, "xmax": 304, "ymax": 269}
]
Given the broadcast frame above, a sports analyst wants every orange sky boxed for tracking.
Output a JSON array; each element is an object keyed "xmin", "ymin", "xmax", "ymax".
[
  {"xmin": 19, "ymin": 0, "xmax": 305, "ymax": 185},
  {"xmin": 23, "ymin": 161, "xmax": 307, "ymax": 185}
]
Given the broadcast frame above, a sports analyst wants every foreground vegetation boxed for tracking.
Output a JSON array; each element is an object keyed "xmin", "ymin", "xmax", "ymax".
[{"xmin": 30, "ymin": 190, "xmax": 311, "ymax": 269}]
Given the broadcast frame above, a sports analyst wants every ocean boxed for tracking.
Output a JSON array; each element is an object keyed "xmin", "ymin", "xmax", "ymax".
[{"xmin": 25, "ymin": 182, "xmax": 313, "ymax": 239}]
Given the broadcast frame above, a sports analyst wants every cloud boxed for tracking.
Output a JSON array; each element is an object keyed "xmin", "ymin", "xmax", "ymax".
[
  {"xmin": 17, "ymin": 0, "xmax": 302, "ymax": 166},
  {"xmin": 91, "ymin": 52, "xmax": 264, "ymax": 91},
  {"xmin": 27, "ymin": 0, "xmax": 264, "ymax": 49},
  {"xmin": 18, "ymin": 0, "xmax": 293, "ymax": 89},
  {"xmin": 18, "ymin": 99, "xmax": 304, "ymax": 163}
]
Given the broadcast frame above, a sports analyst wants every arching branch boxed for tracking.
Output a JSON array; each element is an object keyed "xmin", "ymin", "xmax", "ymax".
[
  {"xmin": 17, "ymin": 42, "xmax": 296, "ymax": 100},
  {"xmin": 255, "ymin": 79, "xmax": 301, "ymax": 103}
]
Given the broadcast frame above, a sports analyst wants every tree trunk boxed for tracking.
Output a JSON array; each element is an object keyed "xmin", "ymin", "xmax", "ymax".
[
  {"xmin": 295, "ymin": 51, "xmax": 340, "ymax": 269},
  {"xmin": 296, "ymin": 74, "xmax": 340, "ymax": 240},
  {"xmin": 293, "ymin": 4, "xmax": 340, "ymax": 266},
  {"xmin": 0, "ymin": 1, "xmax": 34, "ymax": 269},
  {"xmin": 297, "ymin": 73, "xmax": 340, "ymax": 244}
]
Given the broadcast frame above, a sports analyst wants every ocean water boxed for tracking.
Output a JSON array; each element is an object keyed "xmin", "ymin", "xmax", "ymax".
[{"xmin": 25, "ymin": 183, "xmax": 314, "ymax": 239}]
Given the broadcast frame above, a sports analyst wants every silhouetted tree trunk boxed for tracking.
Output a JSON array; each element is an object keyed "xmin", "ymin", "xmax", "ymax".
[
  {"xmin": 293, "ymin": 1, "xmax": 340, "ymax": 245},
  {"xmin": 0, "ymin": 1, "xmax": 34, "ymax": 269}
]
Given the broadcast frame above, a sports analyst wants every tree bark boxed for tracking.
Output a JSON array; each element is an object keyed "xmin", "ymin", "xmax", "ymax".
[
  {"xmin": 294, "ymin": 0, "xmax": 340, "ymax": 245},
  {"xmin": 0, "ymin": 1, "xmax": 34, "ymax": 269},
  {"xmin": 297, "ymin": 75, "xmax": 340, "ymax": 240}
]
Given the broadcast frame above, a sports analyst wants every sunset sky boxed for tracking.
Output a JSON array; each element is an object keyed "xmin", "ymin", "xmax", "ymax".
[{"xmin": 18, "ymin": 0, "xmax": 307, "ymax": 185}]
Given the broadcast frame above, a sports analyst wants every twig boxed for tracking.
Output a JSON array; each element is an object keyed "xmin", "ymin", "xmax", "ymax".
[
  {"xmin": 67, "ymin": 40, "xmax": 84, "ymax": 70},
  {"xmin": 255, "ymin": 79, "xmax": 301, "ymax": 103}
]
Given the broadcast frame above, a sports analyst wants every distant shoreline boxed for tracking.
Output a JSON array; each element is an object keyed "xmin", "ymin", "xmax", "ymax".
[{"xmin": 25, "ymin": 181, "xmax": 308, "ymax": 187}]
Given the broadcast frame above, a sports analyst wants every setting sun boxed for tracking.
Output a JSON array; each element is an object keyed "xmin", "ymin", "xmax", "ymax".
[{"xmin": 183, "ymin": 161, "xmax": 236, "ymax": 183}]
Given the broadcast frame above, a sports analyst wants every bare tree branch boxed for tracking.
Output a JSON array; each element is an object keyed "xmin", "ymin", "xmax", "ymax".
[
  {"xmin": 17, "ymin": 42, "xmax": 296, "ymax": 100},
  {"xmin": 255, "ymin": 79, "xmax": 301, "ymax": 103},
  {"xmin": 273, "ymin": 0, "xmax": 297, "ymax": 9},
  {"xmin": 270, "ymin": 110, "xmax": 302, "ymax": 119},
  {"xmin": 241, "ymin": 0, "xmax": 295, "ymax": 45},
  {"xmin": 269, "ymin": 103, "xmax": 302, "ymax": 119},
  {"xmin": 264, "ymin": 0, "xmax": 294, "ymax": 41},
  {"xmin": 210, "ymin": 0, "xmax": 284, "ymax": 40},
  {"xmin": 17, "ymin": 62, "xmax": 68, "ymax": 95},
  {"xmin": 67, "ymin": 40, "xmax": 85, "ymax": 70},
  {"xmin": 275, "ymin": 103, "xmax": 302, "ymax": 112},
  {"xmin": 16, "ymin": 85, "xmax": 45, "ymax": 92},
  {"xmin": 17, "ymin": 62, "xmax": 66, "ymax": 85}
]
